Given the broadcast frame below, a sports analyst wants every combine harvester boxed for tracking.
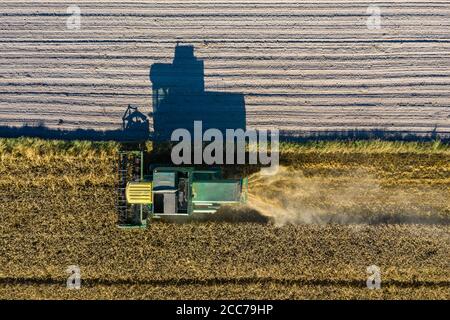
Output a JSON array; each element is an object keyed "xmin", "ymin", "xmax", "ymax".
[
  {"xmin": 117, "ymin": 105, "xmax": 248, "ymax": 228},
  {"xmin": 117, "ymin": 150, "xmax": 248, "ymax": 228}
]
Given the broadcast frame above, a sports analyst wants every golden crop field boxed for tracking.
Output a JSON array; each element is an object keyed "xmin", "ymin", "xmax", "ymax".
[{"xmin": 0, "ymin": 138, "xmax": 449, "ymax": 299}]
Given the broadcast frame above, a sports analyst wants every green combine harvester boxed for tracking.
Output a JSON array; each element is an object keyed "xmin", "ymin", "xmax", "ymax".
[{"xmin": 117, "ymin": 150, "xmax": 248, "ymax": 228}]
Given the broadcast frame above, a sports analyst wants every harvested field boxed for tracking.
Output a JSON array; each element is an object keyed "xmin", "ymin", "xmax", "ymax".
[
  {"xmin": 0, "ymin": 1, "xmax": 450, "ymax": 134},
  {"xmin": 0, "ymin": 138, "xmax": 449, "ymax": 299}
]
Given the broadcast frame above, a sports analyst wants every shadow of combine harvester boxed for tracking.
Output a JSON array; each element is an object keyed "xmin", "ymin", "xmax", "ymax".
[
  {"xmin": 149, "ymin": 44, "xmax": 246, "ymax": 140},
  {"xmin": 74, "ymin": 43, "xmax": 247, "ymax": 142}
]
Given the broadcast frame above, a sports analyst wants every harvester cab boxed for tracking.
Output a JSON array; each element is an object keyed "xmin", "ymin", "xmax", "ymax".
[{"xmin": 117, "ymin": 149, "xmax": 248, "ymax": 228}]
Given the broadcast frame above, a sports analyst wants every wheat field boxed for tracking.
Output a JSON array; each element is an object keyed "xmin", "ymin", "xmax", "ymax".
[{"xmin": 0, "ymin": 138, "xmax": 448, "ymax": 299}]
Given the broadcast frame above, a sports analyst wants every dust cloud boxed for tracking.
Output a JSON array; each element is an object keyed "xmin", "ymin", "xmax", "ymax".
[{"xmin": 246, "ymin": 167, "xmax": 448, "ymax": 226}]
